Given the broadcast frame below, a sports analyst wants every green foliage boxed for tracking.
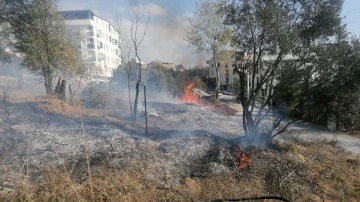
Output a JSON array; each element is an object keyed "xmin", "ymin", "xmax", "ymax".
[
  {"xmin": 222, "ymin": 0, "xmax": 344, "ymax": 140},
  {"xmin": 80, "ymin": 82, "xmax": 108, "ymax": 109},
  {"xmin": 186, "ymin": 0, "xmax": 230, "ymax": 101},
  {"xmin": 282, "ymin": 38, "xmax": 360, "ymax": 129},
  {"xmin": 0, "ymin": 0, "xmax": 81, "ymax": 95}
]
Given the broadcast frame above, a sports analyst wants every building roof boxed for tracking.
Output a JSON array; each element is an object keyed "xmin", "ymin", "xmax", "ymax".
[{"xmin": 59, "ymin": 10, "xmax": 117, "ymax": 30}]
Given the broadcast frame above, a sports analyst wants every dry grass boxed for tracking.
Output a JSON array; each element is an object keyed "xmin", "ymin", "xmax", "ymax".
[
  {"xmin": 275, "ymin": 137, "xmax": 360, "ymax": 201},
  {"xmin": 1, "ymin": 137, "xmax": 359, "ymax": 202},
  {"xmin": 1, "ymin": 94, "xmax": 359, "ymax": 201}
]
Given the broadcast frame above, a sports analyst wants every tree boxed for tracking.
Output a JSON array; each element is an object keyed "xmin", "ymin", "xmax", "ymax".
[
  {"xmin": 124, "ymin": 0, "xmax": 151, "ymax": 121},
  {"xmin": 114, "ymin": 14, "xmax": 135, "ymax": 116},
  {"xmin": 287, "ymin": 37, "xmax": 360, "ymax": 131},
  {"xmin": 186, "ymin": 0, "xmax": 230, "ymax": 103},
  {"xmin": 0, "ymin": 0, "xmax": 80, "ymax": 96},
  {"xmin": 222, "ymin": 0, "xmax": 343, "ymax": 144}
]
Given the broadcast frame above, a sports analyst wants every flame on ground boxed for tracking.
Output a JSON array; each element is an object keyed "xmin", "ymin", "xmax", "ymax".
[
  {"xmin": 239, "ymin": 153, "xmax": 251, "ymax": 169},
  {"xmin": 182, "ymin": 82, "xmax": 198, "ymax": 103}
]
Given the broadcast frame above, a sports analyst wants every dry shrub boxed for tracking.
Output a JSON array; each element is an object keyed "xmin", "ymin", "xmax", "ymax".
[{"xmin": 274, "ymin": 137, "xmax": 360, "ymax": 201}]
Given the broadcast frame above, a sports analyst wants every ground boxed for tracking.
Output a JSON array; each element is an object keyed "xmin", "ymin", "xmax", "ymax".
[{"xmin": 0, "ymin": 87, "xmax": 359, "ymax": 201}]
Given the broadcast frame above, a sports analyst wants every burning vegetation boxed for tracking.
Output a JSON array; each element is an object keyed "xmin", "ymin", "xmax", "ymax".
[
  {"xmin": 239, "ymin": 153, "xmax": 251, "ymax": 169},
  {"xmin": 182, "ymin": 82, "xmax": 199, "ymax": 103}
]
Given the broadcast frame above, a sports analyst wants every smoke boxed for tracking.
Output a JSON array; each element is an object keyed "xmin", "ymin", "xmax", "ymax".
[{"xmin": 57, "ymin": 0, "xmax": 212, "ymax": 67}]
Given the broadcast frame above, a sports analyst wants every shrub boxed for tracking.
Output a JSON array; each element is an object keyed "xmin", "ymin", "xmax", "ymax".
[{"xmin": 79, "ymin": 82, "xmax": 108, "ymax": 109}]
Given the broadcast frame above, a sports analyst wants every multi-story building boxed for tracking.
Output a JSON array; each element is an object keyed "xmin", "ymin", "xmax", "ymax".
[
  {"xmin": 60, "ymin": 10, "xmax": 121, "ymax": 81},
  {"xmin": 207, "ymin": 51, "xmax": 240, "ymax": 91},
  {"xmin": 207, "ymin": 51, "xmax": 289, "ymax": 96}
]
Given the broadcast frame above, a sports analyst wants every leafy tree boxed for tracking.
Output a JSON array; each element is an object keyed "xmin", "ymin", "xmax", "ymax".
[
  {"xmin": 222, "ymin": 0, "xmax": 343, "ymax": 144},
  {"xmin": 0, "ymin": 0, "xmax": 80, "ymax": 95},
  {"xmin": 287, "ymin": 37, "xmax": 360, "ymax": 131},
  {"xmin": 186, "ymin": 0, "xmax": 231, "ymax": 103}
]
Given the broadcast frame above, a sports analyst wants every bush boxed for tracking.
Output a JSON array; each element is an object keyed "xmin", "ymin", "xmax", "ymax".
[{"xmin": 79, "ymin": 82, "xmax": 108, "ymax": 109}]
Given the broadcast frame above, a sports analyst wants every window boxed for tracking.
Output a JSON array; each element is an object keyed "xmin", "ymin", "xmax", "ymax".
[
  {"xmin": 211, "ymin": 64, "xmax": 215, "ymax": 67},
  {"xmin": 87, "ymin": 38, "xmax": 94, "ymax": 49},
  {"xmin": 226, "ymin": 78, "xmax": 229, "ymax": 83},
  {"xmin": 86, "ymin": 32, "xmax": 94, "ymax": 37},
  {"xmin": 60, "ymin": 10, "xmax": 94, "ymax": 20}
]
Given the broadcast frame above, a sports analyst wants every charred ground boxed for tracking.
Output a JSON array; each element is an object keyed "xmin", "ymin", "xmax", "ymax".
[{"xmin": 0, "ymin": 93, "xmax": 359, "ymax": 201}]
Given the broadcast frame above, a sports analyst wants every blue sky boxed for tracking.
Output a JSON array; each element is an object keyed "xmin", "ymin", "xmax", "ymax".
[
  {"xmin": 342, "ymin": 0, "xmax": 360, "ymax": 35},
  {"xmin": 58, "ymin": 0, "xmax": 360, "ymax": 66}
]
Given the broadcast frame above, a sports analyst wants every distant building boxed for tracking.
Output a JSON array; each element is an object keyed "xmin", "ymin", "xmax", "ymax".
[
  {"xmin": 207, "ymin": 51, "xmax": 293, "ymax": 95},
  {"xmin": 162, "ymin": 62, "xmax": 175, "ymax": 70},
  {"xmin": 207, "ymin": 51, "xmax": 238, "ymax": 91},
  {"xmin": 175, "ymin": 65, "xmax": 186, "ymax": 72},
  {"xmin": 60, "ymin": 10, "xmax": 121, "ymax": 81}
]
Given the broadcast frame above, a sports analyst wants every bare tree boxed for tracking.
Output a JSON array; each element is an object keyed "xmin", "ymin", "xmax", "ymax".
[
  {"xmin": 186, "ymin": 0, "xmax": 230, "ymax": 103},
  {"xmin": 114, "ymin": 14, "xmax": 134, "ymax": 115},
  {"xmin": 125, "ymin": 0, "xmax": 151, "ymax": 120}
]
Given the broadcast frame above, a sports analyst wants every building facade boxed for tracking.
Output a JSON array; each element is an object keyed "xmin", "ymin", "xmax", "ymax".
[
  {"xmin": 207, "ymin": 51, "xmax": 279, "ymax": 96},
  {"xmin": 207, "ymin": 51, "xmax": 241, "ymax": 91},
  {"xmin": 60, "ymin": 10, "xmax": 121, "ymax": 81}
]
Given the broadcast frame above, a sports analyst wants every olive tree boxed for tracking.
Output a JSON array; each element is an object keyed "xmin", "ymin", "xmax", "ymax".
[
  {"xmin": 222, "ymin": 0, "xmax": 343, "ymax": 144},
  {"xmin": 0, "ymin": 0, "xmax": 80, "ymax": 96}
]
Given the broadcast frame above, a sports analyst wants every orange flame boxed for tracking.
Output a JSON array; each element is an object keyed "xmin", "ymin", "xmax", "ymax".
[
  {"xmin": 239, "ymin": 153, "xmax": 251, "ymax": 169},
  {"xmin": 182, "ymin": 82, "xmax": 198, "ymax": 103}
]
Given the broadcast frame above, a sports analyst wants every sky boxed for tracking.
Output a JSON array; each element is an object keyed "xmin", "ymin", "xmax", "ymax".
[{"xmin": 57, "ymin": 0, "xmax": 360, "ymax": 67}]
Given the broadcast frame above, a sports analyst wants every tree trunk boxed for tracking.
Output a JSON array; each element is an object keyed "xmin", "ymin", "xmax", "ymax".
[
  {"xmin": 60, "ymin": 79, "xmax": 66, "ymax": 101},
  {"xmin": 133, "ymin": 63, "xmax": 142, "ymax": 121},
  {"xmin": 44, "ymin": 75, "xmax": 54, "ymax": 96},
  {"xmin": 336, "ymin": 112, "xmax": 340, "ymax": 131},
  {"xmin": 133, "ymin": 81, "xmax": 140, "ymax": 120},
  {"xmin": 69, "ymin": 84, "xmax": 73, "ymax": 103},
  {"xmin": 213, "ymin": 53, "xmax": 219, "ymax": 104},
  {"xmin": 128, "ymin": 83, "xmax": 133, "ymax": 116},
  {"xmin": 215, "ymin": 67, "xmax": 220, "ymax": 102}
]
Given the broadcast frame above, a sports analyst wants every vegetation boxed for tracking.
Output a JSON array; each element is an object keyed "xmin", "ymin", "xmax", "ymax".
[
  {"xmin": 186, "ymin": 0, "xmax": 231, "ymax": 103},
  {"xmin": 1, "ymin": 134, "xmax": 358, "ymax": 201},
  {"xmin": 220, "ymin": 0, "xmax": 345, "ymax": 144},
  {"xmin": 284, "ymin": 38, "xmax": 360, "ymax": 131},
  {"xmin": 0, "ymin": 0, "xmax": 81, "ymax": 96},
  {"xmin": 113, "ymin": 61, "xmax": 207, "ymax": 100}
]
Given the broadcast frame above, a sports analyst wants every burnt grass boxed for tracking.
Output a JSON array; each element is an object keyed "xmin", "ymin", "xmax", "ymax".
[{"xmin": 0, "ymin": 100, "xmax": 359, "ymax": 201}]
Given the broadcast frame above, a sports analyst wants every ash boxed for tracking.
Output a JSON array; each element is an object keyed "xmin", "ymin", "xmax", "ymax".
[{"xmin": 0, "ymin": 100, "xmax": 246, "ymax": 188}]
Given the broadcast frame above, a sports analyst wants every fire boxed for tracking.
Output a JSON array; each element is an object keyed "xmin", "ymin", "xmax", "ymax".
[
  {"xmin": 239, "ymin": 153, "xmax": 251, "ymax": 169},
  {"xmin": 182, "ymin": 82, "xmax": 198, "ymax": 103}
]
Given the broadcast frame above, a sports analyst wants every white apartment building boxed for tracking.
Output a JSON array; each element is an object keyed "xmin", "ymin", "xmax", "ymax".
[
  {"xmin": 207, "ymin": 51, "xmax": 293, "ymax": 95},
  {"xmin": 207, "ymin": 51, "xmax": 241, "ymax": 91},
  {"xmin": 60, "ymin": 10, "xmax": 121, "ymax": 81}
]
